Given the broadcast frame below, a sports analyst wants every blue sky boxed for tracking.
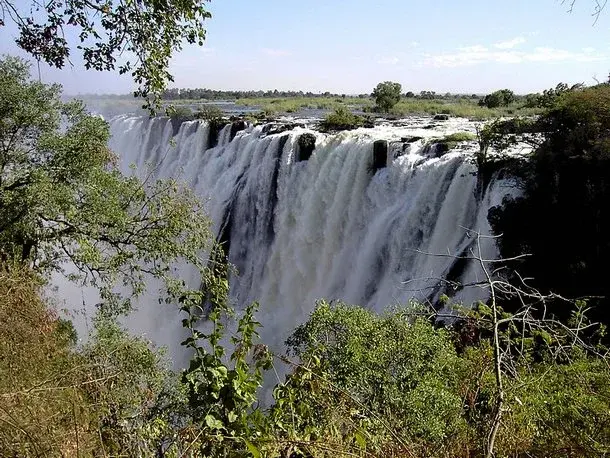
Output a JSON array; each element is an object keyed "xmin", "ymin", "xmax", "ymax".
[{"xmin": 2, "ymin": 0, "xmax": 610, "ymax": 94}]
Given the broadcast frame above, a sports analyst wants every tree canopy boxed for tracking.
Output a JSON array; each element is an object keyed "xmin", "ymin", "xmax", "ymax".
[
  {"xmin": 0, "ymin": 56, "xmax": 213, "ymax": 313},
  {"xmin": 372, "ymin": 81, "xmax": 402, "ymax": 112},
  {"xmin": 0, "ymin": 0, "xmax": 212, "ymax": 109}
]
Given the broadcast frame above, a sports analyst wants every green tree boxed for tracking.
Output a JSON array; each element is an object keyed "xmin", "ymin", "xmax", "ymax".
[
  {"xmin": 0, "ymin": 0, "xmax": 212, "ymax": 109},
  {"xmin": 488, "ymin": 84, "xmax": 610, "ymax": 327},
  {"xmin": 372, "ymin": 81, "xmax": 402, "ymax": 112},
  {"xmin": 0, "ymin": 56, "xmax": 213, "ymax": 314},
  {"xmin": 479, "ymin": 89, "xmax": 516, "ymax": 108}
]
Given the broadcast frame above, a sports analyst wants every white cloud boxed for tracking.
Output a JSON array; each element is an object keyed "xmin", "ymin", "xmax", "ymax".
[
  {"xmin": 409, "ymin": 41, "xmax": 419, "ymax": 48},
  {"xmin": 525, "ymin": 47, "xmax": 605, "ymax": 62},
  {"xmin": 459, "ymin": 45, "xmax": 489, "ymax": 53},
  {"xmin": 494, "ymin": 37, "xmax": 526, "ymax": 49},
  {"xmin": 261, "ymin": 48, "xmax": 291, "ymax": 57},
  {"xmin": 421, "ymin": 44, "xmax": 606, "ymax": 67},
  {"xmin": 377, "ymin": 56, "xmax": 399, "ymax": 65}
]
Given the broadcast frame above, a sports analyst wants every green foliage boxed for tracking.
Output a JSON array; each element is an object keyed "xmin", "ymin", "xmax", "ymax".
[
  {"xmin": 286, "ymin": 300, "xmax": 469, "ymax": 451},
  {"xmin": 429, "ymin": 131, "xmax": 477, "ymax": 152},
  {"xmin": 0, "ymin": 56, "xmax": 213, "ymax": 314},
  {"xmin": 282, "ymin": 300, "xmax": 610, "ymax": 457},
  {"xmin": 168, "ymin": 104, "xmax": 194, "ymax": 120},
  {"xmin": 194, "ymin": 104, "xmax": 225, "ymax": 122},
  {"xmin": 479, "ymin": 89, "xmax": 516, "ymax": 108},
  {"xmin": 4, "ymin": 0, "xmax": 212, "ymax": 110},
  {"xmin": 179, "ymin": 267, "xmax": 272, "ymax": 456},
  {"xmin": 320, "ymin": 107, "xmax": 364, "ymax": 132},
  {"xmin": 524, "ymin": 82, "xmax": 584, "ymax": 108},
  {"xmin": 372, "ymin": 81, "xmax": 402, "ymax": 112},
  {"xmin": 3, "ymin": 268, "xmax": 610, "ymax": 457},
  {"xmin": 488, "ymin": 84, "xmax": 610, "ymax": 326}
]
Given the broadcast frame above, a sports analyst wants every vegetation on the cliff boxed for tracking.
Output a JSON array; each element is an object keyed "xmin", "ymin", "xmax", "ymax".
[
  {"xmin": 486, "ymin": 84, "xmax": 610, "ymax": 327},
  {"xmin": 319, "ymin": 106, "xmax": 365, "ymax": 131},
  {"xmin": 0, "ymin": 56, "xmax": 213, "ymax": 315}
]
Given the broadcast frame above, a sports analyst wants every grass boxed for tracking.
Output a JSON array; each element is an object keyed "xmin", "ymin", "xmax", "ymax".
[
  {"xmin": 428, "ymin": 131, "xmax": 478, "ymax": 152},
  {"xmin": 84, "ymin": 94, "xmax": 544, "ymax": 120},
  {"xmin": 236, "ymin": 96, "xmax": 373, "ymax": 114},
  {"xmin": 235, "ymin": 96, "xmax": 542, "ymax": 119},
  {"xmin": 440, "ymin": 132, "xmax": 477, "ymax": 142}
]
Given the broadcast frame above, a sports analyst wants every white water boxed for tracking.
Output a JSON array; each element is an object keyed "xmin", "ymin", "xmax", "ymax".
[{"xmin": 69, "ymin": 114, "xmax": 517, "ymax": 363}]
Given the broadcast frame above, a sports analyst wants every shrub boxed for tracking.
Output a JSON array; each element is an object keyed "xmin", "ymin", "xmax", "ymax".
[
  {"xmin": 193, "ymin": 104, "xmax": 224, "ymax": 122},
  {"xmin": 429, "ymin": 131, "xmax": 477, "ymax": 153},
  {"xmin": 167, "ymin": 104, "xmax": 194, "ymax": 120},
  {"xmin": 286, "ymin": 301, "xmax": 470, "ymax": 451},
  {"xmin": 320, "ymin": 107, "xmax": 364, "ymax": 131}
]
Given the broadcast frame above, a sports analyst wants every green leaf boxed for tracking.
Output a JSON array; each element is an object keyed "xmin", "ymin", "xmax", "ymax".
[
  {"xmin": 354, "ymin": 431, "xmax": 367, "ymax": 449},
  {"xmin": 204, "ymin": 414, "xmax": 224, "ymax": 430},
  {"xmin": 244, "ymin": 439, "xmax": 261, "ymax": 458}
]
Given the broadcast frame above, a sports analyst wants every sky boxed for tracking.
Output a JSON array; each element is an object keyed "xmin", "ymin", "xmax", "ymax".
[{"xmin": 1, "ymin": 0, "xmax": 610, "ymax": 95}]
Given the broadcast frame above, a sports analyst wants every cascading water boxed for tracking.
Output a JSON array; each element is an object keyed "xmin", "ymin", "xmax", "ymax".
[{"xmin": 95, "ymin": 114, "xmax": 519, "ymax": 364}]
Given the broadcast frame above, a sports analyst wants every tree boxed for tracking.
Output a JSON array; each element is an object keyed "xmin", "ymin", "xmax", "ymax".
[
  {"xmin": 0, "ymin": 56, "xmax": 214, "ymax": 314},
  {"xmin": 372, "ymin": 81, "xmax": 402, "ymax": 112},
  {"xmin": 488, "ymin": 84, "xmax": 610, "ymax": 327},
  {"xmin": 479, "ymin": 89, "xmax": 516, "ymax": 108},
  {"xmin": 0, "ymin": 0, "xmax": 212, "ymax": 109}
]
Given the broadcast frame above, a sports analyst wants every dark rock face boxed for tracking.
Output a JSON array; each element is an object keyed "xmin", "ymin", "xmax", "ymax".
[
  {"xmin": 208, "ymin": 120, "xmax": 228, "ymax": 148},
  {"xmin": 401, "ymin": 136, "xmax": 424, "ymax": 143},
  {"xmin": 373, "ymin": 140, "xmax": 388, "ymax": 170},
  {"xmin": 262, "ymin": 122, "xmax": 304, "ymax": 136},
  {"xmin": 230, "ymin": 120, "xmax": 247, "ymax": 141},
  {"xmin": 433, "ymin": 114, "xmax": 450, "ymax": 121},
  {"xmin": 433, "ymin": 142, "xmax": 450, "ymax": 157},
  {"xmin": 297, "ymin": 133, "xmax": 316, "ymax": 162},
  {"xmin": 169, "ymin": 116, "xmax": 193, "ymax": 136}
]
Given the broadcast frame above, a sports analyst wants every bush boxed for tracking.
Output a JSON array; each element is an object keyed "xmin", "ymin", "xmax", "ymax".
[
  {"xmin": 281, "ymin": 300, "xmax": 610, "ymax": 457},
  {"xmin": 193, "ymin": 104, "xmax": 224, "ymax": 122},
  {"xmin": 429, "ymin": 131, "xmax": 477, "ymax": 153},
  {"xmin": 320, "ymin": 107, "xmax": 364, "ymax": 131},
  {"xmin": 285, "ymin": 301, "xmax": 472, "ymax": 454},
  {"xmin": 167, "ymin": 104, "xmax": 194, "ymax": 120}
]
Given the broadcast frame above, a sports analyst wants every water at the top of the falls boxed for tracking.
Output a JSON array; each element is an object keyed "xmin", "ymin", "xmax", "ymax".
[{"xmin": 62, "ymin": 113, "xmax": 524, "ymax": 367}]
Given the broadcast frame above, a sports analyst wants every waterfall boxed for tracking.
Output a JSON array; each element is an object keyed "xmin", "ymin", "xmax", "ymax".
[{"xmin": 98, "ymin": 114, "xmax": 516, "ymax": 360}]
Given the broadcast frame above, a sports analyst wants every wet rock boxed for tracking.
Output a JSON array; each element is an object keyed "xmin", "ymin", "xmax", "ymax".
[
  {"xmin": 208, "ymin": 119, "xmax": 228, "ymax": 148},
  {"xmin": 373, "ymin": 140, "xmax": 388, "ymax": 170},
  {"xmin": 433, "ymin": 114, "xmax": 450, "ymax": 121},
  {"xmin": 401, "ymin": 136, "xmax": 424, "ymax": 143},
  {"xmin": 297, "ymin": 133, "xmax": 316, "ymax": 161},
  {"xmin": 263, "ymin": 122, "xmax": 301, "ymax": 136},
  {"xmin": 230, "ymin": 120, "xmax": 247, "ymax": 141}
]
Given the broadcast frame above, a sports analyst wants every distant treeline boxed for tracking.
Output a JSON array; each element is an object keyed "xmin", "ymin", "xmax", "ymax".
[{"xmin": 84, "ymin": 88, "xmax": 490, "ymax": 101}]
